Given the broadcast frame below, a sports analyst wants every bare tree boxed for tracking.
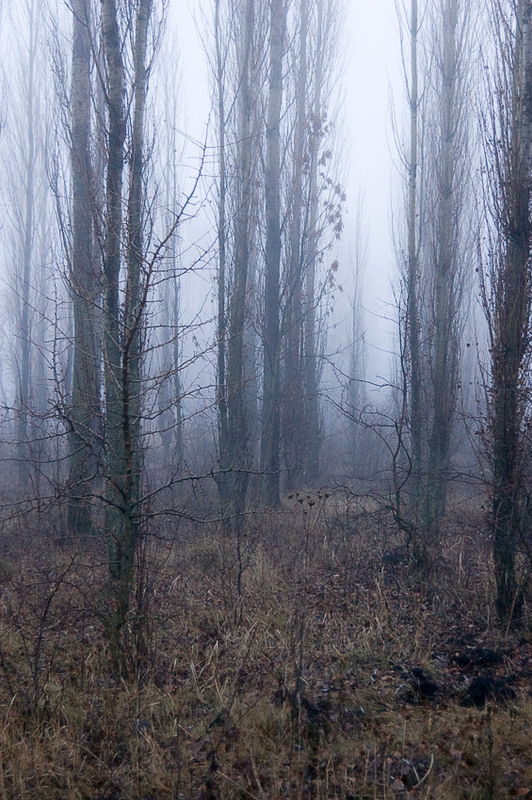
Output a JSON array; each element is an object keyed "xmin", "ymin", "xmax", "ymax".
[
  {"xmin": 100, "ymin": 0, "xmax": 128, "ymax": 650},
  {"xmin": 5, "ymin": 0, "xmax": 40, "ymax": 494},
  {"xmin": 214, "ymin": 0, "xmax": 266, "ymax": 534},
  {"xmin": 213, "ymin": 0, "xmax": 229, "ymax": 520},
  {"xmin": 16, "ymin": 0, "xmax": 37, "ymax": 494},
  {"xmin": 156, "ymin": 58, "xmax": 185, "ymax": 473},
  {"xmin": 423, "ymin": 0, "xmax": 473, "ymax": 528},
  {"xmin": 283, "ymin": 0, "xmax": 309, "ymax": 492},
  {"xmin": 404, "ymin": 0, "xmax": 424, "ymax": 537},
  {"xmin": 480, "ymin": 0, "xmax": 532, "ymax": 622},
  {"xmin": 302, "ymin": 0, "xmax": 331, "ymax": 484},
  {"xmin": 393, "ymin": 0, "xmax": 474, "ymax": 567},
  {"xmin": 260, "ymin": 0, "xmax": 287, "ymax": 507},
  {"xmin": 281, "ymin": 0, "xmax": 344, "ymax": 490},
  {"xmin": 68, "ymin": 0, "xmax": 101, "ymax": 535},
  {"xmin": 123, "ymin": 0, "xmax": 152, "ymax": 522}
]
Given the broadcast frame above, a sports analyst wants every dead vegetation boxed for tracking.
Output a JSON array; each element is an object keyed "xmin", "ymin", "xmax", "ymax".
[{"xmin": 0, "ymin": 492, "xmax": 530, "ymax": 799}]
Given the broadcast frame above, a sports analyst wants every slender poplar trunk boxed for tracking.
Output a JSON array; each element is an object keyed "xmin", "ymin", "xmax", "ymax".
[
  {"xmin": 214, "ymin": 0, "xmax": 230, "ymax": 523},
  {"xmin": 284, "ymin": 0, "xmax": 308, "ymax": 491},
  {"xmin": 69, "ymin": 0, "xmax": 100, "ymax": 534},
  {"xmin": 426, "ymin": 0, "xmax": 464, "ymax": 530},
  {"xmin": 261, "ymin": 0, "xmax": 286, "ymax": 507},
  {"xmin": 303, "ymin": 0, "xmax": 325, "ymax": 485},
  {"xmin": 171, "ymin": 270, "xmax": 183, "ymax": 466},
  {"xmin": 226, "ymin": 0, "xmax": 254, "ymax": 529},
  {"xmin": 407, "ymin": 0, "xmax": 423, "ymax": 541},
  {"xmin": 216, "ymin": 0, "xmax": 255, "ymax": 535},
  {"xmin": 491, "ymin": 0, "xmax": 532, "ymax": 622},
  {"xmin": 101, "ymin": 0, "xmax": 128, "ymax": 635},
  {"xmin": 17, "ymin": 0, "xmax": 37, "ymax": 494},
  {"xmin": 123, "ymin": 0, "xmax": 151, "ymax": 548}
]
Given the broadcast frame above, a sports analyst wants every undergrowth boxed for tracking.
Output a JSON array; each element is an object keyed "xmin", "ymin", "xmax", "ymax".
[{"xmin": 0, "ymin": 493, "xmax": 530, "ymax": 799}]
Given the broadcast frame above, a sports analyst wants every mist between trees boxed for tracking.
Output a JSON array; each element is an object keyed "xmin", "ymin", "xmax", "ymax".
[{"xmin": 0, "ymin": 0, "xmax": 530, "ymax": 673}]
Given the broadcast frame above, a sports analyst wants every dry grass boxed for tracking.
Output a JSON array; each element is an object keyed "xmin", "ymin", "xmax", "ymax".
[{"xmin": 0, "ymin": 493, "xmax": 530, "ymax": 799}]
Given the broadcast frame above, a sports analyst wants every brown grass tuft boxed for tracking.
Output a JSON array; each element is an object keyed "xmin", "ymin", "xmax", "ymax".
[{"xmin": 0, "ymin": 497, "xmax": 529, "ymax": 798}]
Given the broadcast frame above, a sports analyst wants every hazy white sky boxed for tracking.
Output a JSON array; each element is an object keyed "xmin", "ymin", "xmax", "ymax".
[
  {"xmin": 342, "ymin": 1, "xmax": 402, "ymax": 377},
  {"xmin": 346, "ymin": 0, "xmax": 401, "ymax": 263}
]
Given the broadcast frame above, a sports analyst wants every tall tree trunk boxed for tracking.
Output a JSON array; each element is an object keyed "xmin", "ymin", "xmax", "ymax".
[
  {"xmin": 427, "ymin": 0, "xmax": 456, "ymax": 525},
  {"xmin": 406, "ymin": 0, "xmax": 424, "ymax": 542},
  {"xmin": 17, "ymin": 0, "xmax": 37, "ymax": 494},
  {"xmin": 227, "ymin": 0, "xmax": 254, "ymax": 527},
  {"xmin": 171, "ymin": 271, "xmax": 183, "ymax": 467},
  {"xmin": 218, "ymin": 0, "xmax": 255, "ymax": 535},
  {"xmin": 284, "ymin": 0, "xmax": 308, "ymax": 491},
  {"xmin": 303, "ymin": 0, "xmax": 325, "ymax": 485},
  {"xmin": 68, "ymin": 0, "xmax": 100, "ymax": 535},
  {"xmin": 123, "ymin": 0, "xmax": 151, "ymax": 547},
  {"xmin": 260, "ymin": 0, "xmax": 286, "ymax": 507},
  {"xmin": 101, "ymin": 0, "xmax": 128, "ymax": 639},
  {"xmin": 163, "ymin": 76, "xmax": 184, "ymax": 471},
  {"xmin": 425, "ymin": 0, "xmax": 468, "ymax": 530},
  {"xmin": 491, "ymin": 0, "xmax": 532, "ymax": 622},
  {"xmin": 214, "ymin": 0, "xmax": 230, "ymax": 523},
  {"xmin": 101, "ymin": 0, "xmax": 152, "ymax": 659}
]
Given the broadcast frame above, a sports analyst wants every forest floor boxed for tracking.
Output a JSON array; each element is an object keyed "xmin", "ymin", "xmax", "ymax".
[{"xmin": 0, "ymin": 490, "xmax": 530, "ymax": 799}]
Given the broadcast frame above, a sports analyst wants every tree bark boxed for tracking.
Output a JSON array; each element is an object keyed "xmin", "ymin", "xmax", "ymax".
[
  {"xmin": 425, "ymin": 0, "xmax": 469, "ymax": 529},
  {"xmin": 68, "ymin": 0, "xmax": 100, "ymax": 535},
  {"xmin": 16, "ymin": 0, "xmax": 38, "ymax": 495},
  {"xmin": 283, "ymin": 0, "xmax": 308, "ymax": 491},
  {"xmin": 407, "ymin": 0, "xmax": 422, "ymax": 521},
  {"xmin": 217, "ymin": 0, "xmax": 255, "ymax": 535},
  {"xmin": 303, "ymin": 0, "xmax": 325, "ymax": 485},
  {"xmin": 214, "ymin": 0, "xmax": 230, "ymax": 519},
  {"xmin": 491, "ymin": 0, "xmax": 532, "ymax": 622},
  {"xmin": 101, "ymin": 0, "xmax": 128, "ymax": 637},
  {"xmin": 260, "ymin": 0, "xmax": 286, "ymax": 507},
  {"xmin": 123, "ymin": 0, "xmax": 151, "ymax": 546}
]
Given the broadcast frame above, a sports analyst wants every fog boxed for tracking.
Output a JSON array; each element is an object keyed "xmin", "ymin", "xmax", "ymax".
[
  {"xmin": 0, "ymin": 0, "xmax": 503, "ymax": 523},
  {"xmin": 0, "ymin": 6, "xmax": 531, "ymax": 786},
  {"xmin": 175, "ymin": 0, "xmax": 402, "ymax": 385}
]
